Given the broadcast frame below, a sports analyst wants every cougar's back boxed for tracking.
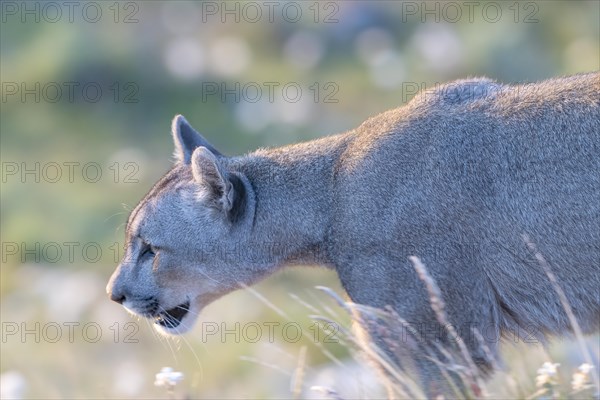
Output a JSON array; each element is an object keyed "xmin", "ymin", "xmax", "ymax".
[{"xmin": 331, "ymin": 72, "xmax": 600, "ymax": 337}]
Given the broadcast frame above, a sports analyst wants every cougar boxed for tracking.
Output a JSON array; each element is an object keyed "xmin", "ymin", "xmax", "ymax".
[{"xmin": 107, "ymin": 72, "xmax": 599, "ymax": 396}]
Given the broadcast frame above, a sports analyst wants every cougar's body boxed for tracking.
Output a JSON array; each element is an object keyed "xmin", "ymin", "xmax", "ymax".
[{"xmin": 108, "ymin": 72, "xmax": 600, "ymax": 395}]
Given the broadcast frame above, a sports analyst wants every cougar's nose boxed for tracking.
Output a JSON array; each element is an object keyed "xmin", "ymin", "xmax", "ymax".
[
  {"xmin": 106, "ymin": 269, "xmax": 127, "ymax": 304},
  {"xmin": 109, "ymin": 290, "xmax": 126, "ymax": 304}
]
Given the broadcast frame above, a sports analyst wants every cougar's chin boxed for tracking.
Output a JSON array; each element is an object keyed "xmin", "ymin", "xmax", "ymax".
[{"xmin": 153, "ymin": 300, "xmax": 199, "ymax": 336}]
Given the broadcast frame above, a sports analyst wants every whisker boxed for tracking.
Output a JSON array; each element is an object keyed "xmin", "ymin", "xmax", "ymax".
[
  {"xmin": 103, "ymin": 211, "xmax": 127, "ymax": 225},
  {"xmin": 114, "ymin": 221, "xmax": 126, "ymax": 236},
  {"xmin": 143, "ymin": 318, "xmax": 177, "ymax": 364},
  {"xmin": 157, "ymin": 305, "xmax": 205, "ymax": 383},
  {"xmin": 196, "ymin": 269, "xmax": 236, "ymax": 290}
]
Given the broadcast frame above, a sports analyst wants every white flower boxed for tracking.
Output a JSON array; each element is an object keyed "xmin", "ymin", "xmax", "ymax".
[
  {"xmin": 538, "ymin": 362, "xmax": 560, "ymax": 376},
  {"xmin": 572, "ymin": 363, "xmax": 594, "ymax": 391},
  {"xmin": 154, "ymin": 367, "xmax": 184, "ymax": 387},
  {"xmin": 578, "ymin": 363, "xmax": 594, "ymax": 374},
  {"xmin": 536, "ymin": 362, "xmax": 560, "ymax": 388}
]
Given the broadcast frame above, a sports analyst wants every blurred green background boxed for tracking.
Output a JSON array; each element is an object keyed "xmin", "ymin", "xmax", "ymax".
[{"xmin": 1, "ymin": 1, "xmax": 599, "ymax": 399}]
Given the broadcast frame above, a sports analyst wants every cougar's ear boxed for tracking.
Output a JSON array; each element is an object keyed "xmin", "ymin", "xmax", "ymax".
[
  {"xmin": 172, "ymin": 115, "xmax": 222, "ymax": 164},
  {"xmin": 191, "ymin": 146, "xmax": 235, "ymax": 212}
]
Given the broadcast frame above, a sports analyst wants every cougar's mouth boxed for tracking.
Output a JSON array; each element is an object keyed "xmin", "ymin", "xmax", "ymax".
[{"xmin": 155, "ymin": 301, "xmax": 190, "ymax": 328}]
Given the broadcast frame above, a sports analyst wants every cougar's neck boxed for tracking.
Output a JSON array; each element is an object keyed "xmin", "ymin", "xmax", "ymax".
[{"xmin": 230, "ymin": 133, "xmax": 350, "ymax": 268}]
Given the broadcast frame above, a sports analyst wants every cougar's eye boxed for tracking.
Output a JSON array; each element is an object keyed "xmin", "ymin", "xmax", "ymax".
[{"xmin": 140, "ymin": 242, "xmax": 156, "ymax": 259}]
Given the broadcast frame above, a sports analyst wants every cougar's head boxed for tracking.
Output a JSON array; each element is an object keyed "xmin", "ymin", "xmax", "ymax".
[{"xmin": 106, "ymin": 115, "xmax": 256, "ymax": 335}]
